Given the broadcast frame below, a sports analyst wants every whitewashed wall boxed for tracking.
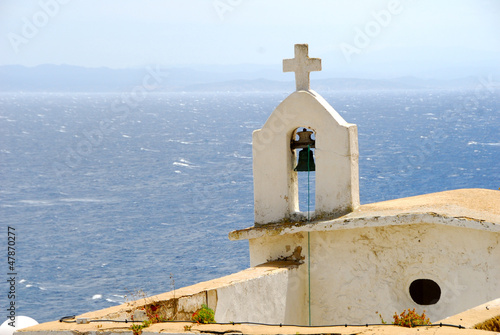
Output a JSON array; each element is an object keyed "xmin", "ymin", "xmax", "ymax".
[
  {"xmin": 215, "ymin": 265, "xmax": 307, "ymax": 325},
  {"xmin": 249, "ymin": 223, "xmax": 500, "ymax": 324}
]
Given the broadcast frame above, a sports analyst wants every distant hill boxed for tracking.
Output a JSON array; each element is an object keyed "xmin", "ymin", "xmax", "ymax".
[
  {"xmin": 0, "ymin": 65, "xmax": 145, "ymax": 92},
  {"xmin": 1, "ymin": 64, "xmax": 498, "ymax": 92}
]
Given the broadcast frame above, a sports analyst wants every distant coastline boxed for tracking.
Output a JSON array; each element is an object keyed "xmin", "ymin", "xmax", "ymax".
[{"xmin": 1, "ymin": 64, "xmax": 499, "ymax": 93}]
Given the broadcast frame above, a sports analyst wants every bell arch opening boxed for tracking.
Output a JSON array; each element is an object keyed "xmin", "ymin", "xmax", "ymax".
[{"xmin": 291, "ymin": 127, "xmax": 316, "ymax": 217}]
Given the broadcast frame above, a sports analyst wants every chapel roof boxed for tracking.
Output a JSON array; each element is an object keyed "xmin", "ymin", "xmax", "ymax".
[
  {"xmin": 229, "ymin": 188, "xmax": 500, "ymax": 241},
  {"xmin": 352, "ymin": 188, "xmax": 500, "ymax": 222}
]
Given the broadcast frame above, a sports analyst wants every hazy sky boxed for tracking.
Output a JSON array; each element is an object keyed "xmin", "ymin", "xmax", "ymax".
[{"xmin": 1, "ymin": 0, "xmax": 499, "ymax": 77}]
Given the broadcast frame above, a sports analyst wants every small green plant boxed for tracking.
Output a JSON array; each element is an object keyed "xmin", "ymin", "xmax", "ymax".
[
  {"xmin": 184, "ymin": 325, "xmax": 192, "ymax": 331},
  {"xmin": 376, "ymin": 311, "xmax": 387, "ymax": 324},
  {"xmin": 126, "ymin": 288, "xmax": 175, "ymax": 335},
  {"xmin": 131, "ymin": 312, "xmax": 170, "ymax": 335},
  {"xmin": 144, "ymin": 303, "xmax": 169, "ymax": 323},
  {"xmin": 131, "ymin": 323, "xmax": 146, "ymax": 335},
  {"xmin": 392, "ymin": 308, "xmax": 431, "ymax": 328},
  {"xmin": 129, "ymin": 301, "xmax": 169, "ymax": 334},
  {"xmin": 191, "ymin": 304, "xmax": 215, "ymax": 324}
]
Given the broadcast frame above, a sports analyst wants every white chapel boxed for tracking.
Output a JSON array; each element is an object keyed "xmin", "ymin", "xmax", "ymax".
[
  {"xmin": 230, "ymin": 44, "xmax": 500, "ymax": 324},
  {"xmin": 17, "ymin": 44, "xmax": 500, "ymax": 335}
]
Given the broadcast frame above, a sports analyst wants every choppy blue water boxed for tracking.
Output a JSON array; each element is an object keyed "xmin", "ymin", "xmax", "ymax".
[{"xmin": 0, "ymin": 89, "xmax": 498, "ymax": 323}]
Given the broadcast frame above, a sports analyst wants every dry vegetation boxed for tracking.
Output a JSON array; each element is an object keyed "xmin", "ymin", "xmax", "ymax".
[{"xmin": 474, "ymin": 315, "xmax": 500, "ymax": 332}]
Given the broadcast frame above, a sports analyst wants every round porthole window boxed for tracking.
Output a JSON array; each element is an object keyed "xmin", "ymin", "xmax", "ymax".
[{"xmin": 409, "ymin": 279, "xmax": 441, "ymax": 305}]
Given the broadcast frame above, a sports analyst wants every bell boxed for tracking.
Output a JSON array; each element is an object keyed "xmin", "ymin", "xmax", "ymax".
[{"xmin": 294, "ymin": 147, "xmax": 315, "ymax": 172}]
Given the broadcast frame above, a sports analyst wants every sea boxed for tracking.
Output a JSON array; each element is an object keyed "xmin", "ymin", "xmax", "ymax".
[{"xmin": 0, "ymin": 88, "xmax": 499, "ymax": 323}]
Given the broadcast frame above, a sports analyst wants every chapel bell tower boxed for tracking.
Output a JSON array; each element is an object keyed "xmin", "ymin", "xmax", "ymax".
[{"xmin": 252, "ymin": 44, "xmax": 360, "ymax": 225}]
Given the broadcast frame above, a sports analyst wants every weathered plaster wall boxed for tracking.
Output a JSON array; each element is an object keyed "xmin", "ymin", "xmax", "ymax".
[
  {"xmin": 249, "ymin": 224, "xmax": 500, "ymax": 325},
  {"xmin": 21, "ymin": 262, "xmax": 306, "ymax": 329},
  {"xmin": 249, "ymin": 231, "xmax": 307, "ymax": 267},
  {"xmin": 215, "ymin": 264, "xmax": 307, "ymax": 325}
]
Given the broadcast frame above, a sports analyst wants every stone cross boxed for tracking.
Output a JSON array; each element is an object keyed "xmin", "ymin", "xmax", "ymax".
[{"xmin": 283, "ymin": 44, "xmax": 322, "ymax": 91}]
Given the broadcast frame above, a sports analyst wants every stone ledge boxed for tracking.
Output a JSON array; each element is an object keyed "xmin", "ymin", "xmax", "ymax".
[
  {"xmin": 15, "ymin": 295, "xmax": 500, "ymax": 335},
  {"xmin": 439, "ymin": 297, "xmax": 500, "ymax": 329},
  {"xmin": 15, "ymin": 319, "xmax": 500, "ymax": 335},
  {"xmin": 230, "ymin": 188, "xmax": 500, "ymax": 241}
]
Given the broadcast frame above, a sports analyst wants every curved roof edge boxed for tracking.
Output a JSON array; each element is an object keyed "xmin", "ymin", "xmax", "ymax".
[{"xmin": 259, "ymin": 89, "xmax": 351, "ymax": 131}]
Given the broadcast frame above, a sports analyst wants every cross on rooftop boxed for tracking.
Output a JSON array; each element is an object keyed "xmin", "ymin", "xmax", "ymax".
[{"xmin": 283, "ymin": 44, "xmax": 322, "ymax": 91}]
